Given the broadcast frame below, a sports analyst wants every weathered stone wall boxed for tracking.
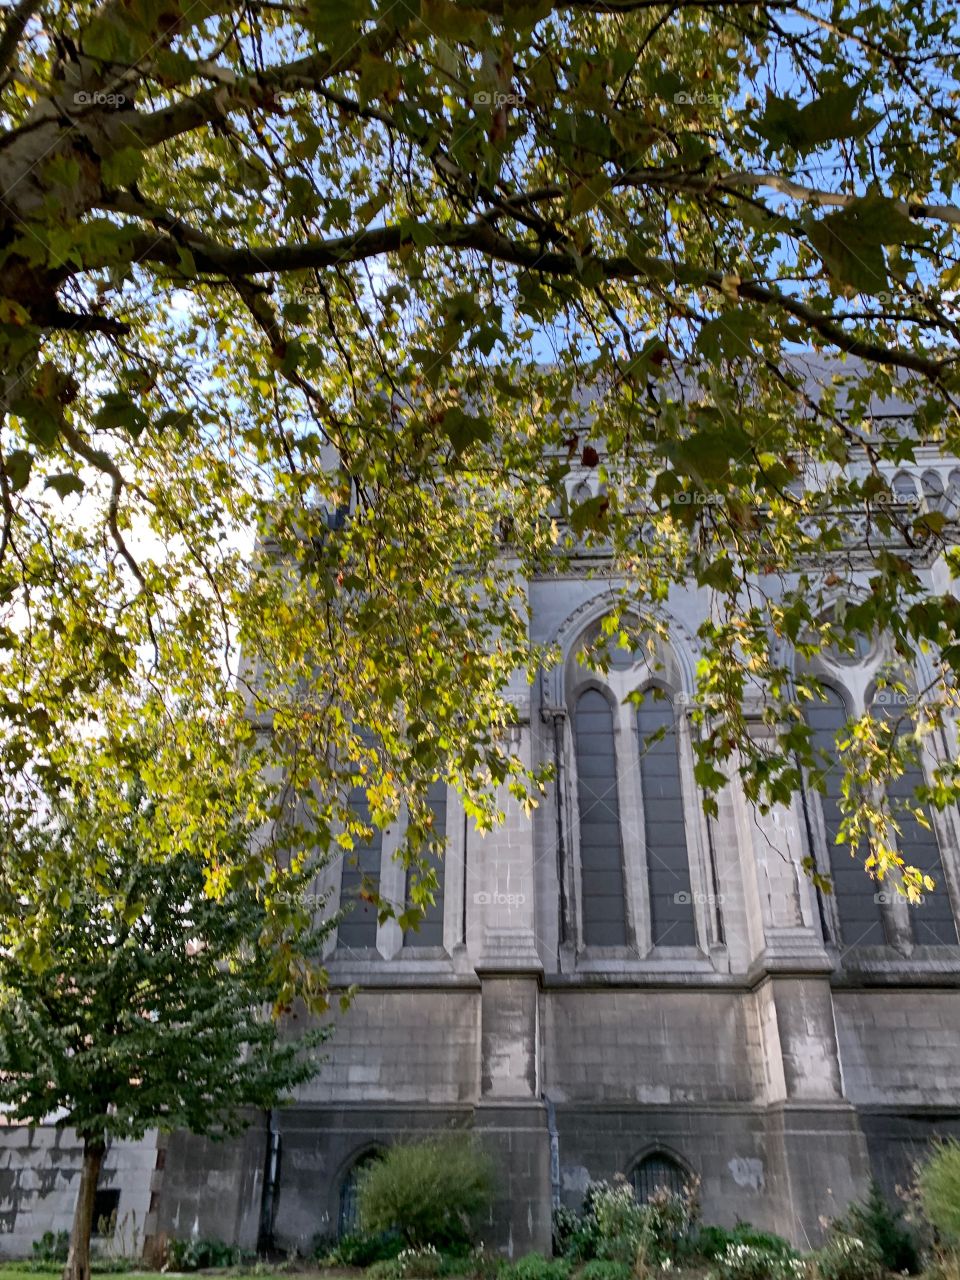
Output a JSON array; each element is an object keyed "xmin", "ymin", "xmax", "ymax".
[
  {"xmin": 834, "ymin": 990, "xmax": 960, "ymax": 1106},
  {"xmin": 541, "ymin": 988, "xmax": 765, "ymax": 1104},
  {"xmin": 294, "ymin": 987, "xmax": 481, "ymax": 1106},
  {"xmin": 0, "ymin": 1125, "xmax": 158, "ymax": 1261}
]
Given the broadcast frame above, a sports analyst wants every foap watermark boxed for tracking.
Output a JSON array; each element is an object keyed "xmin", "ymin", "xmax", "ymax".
[
  {"xmin": 873, "ymin": 890, "xmax": 926, "ymax": 905},
  {"xmin": 674, "ymin": 90, "xmax": 724, "ymax": 107},
  {"xmin": 873, "ymin": 491, "xmax": 923, "ymax": 510},
  {"xmin": 674, "ymin": 890, "xmax": 724, "ymax": 907},
  {"xmin": 74, "ymin": 89, "xmax": 128, "ymax": 108},
  {"xmin": 872, "ymin": 689, "xmax": 918, "ymax": 708},
  {"xmin": 675, "ymin": 491, "xmax": 722, "ymax": 506},
  {"xmin": 474, "ymin": 90, "xmax": 523, "ymax": 108},
  {"xmin": 474, "ymin": 889, "xmax": 527, "ymax": 909}
]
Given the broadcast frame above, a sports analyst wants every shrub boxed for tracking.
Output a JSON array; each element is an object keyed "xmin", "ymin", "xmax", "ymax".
[
  {"xmin": 367, "ymin": 1260, "xmax": 403, "ymax": 1280},
  {"xmin": 497, "ymin": 1254, "xmax": 571, "ymax": 1280},
  {"xmin": 814, "ymin": 1235, "xmax": 884, "ymax": 1280},
  {"xmin": 31, "ymin": 1232, "xmax": 70, "ymax": 1264},
  {"xmin": 589, "ymin": 1181, "xmax": 654, "ymax": 1264},
  {"xmin": 359, "ymin": 1136, "xmax": 495, "ymax": 1249},
  {"xmin": 712, "ymin": 1241, "xmax": 806, "ymax": 1280},
  {"xmin": 553, "ymin": 1203, "xmax": 599, "ymax": 1263},
  {"xmin": 396, "ymin": 1245, "xmax": 447, "ymax": 1278},
  {"xmin": 696, "ymin": 1224, "xmax": 796, "ymax": 1262},
  {"xmin": 164, "ymin": 1237, "xmax": 252, "ymax": 1270},
  {"xmin": 321, "ymin": 1231, "xmax": 403, "ymax": 1267},
  {"xmin": 833, "ymin": 1182, "xmax": 920, "ymax": 1274},
  {"xmin": 577, "ymin": 1260, "xmax": 633, "ymax": 1280},
  {"xmin": 918, "ymin": 1139, "xmax": 960, "ymax": 1245},
  {"xmin": 467, "ymin": 1246, "xmax": 503, "ymax": 1280}
]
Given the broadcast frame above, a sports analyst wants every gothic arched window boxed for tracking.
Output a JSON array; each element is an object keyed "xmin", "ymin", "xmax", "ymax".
[
  {"xmin": 806, "ymin": 688, "xmax": 887, "ymax": 947},
  {"xmin": 575, "ymin": 688, "xmax": 628, "ymax": 946},
  {"xmin": 631, "ymin": 1152, "xmax": 688, "ymax": 1204},
  {"xmin": 637, "ymin": 693, "xmax": 696, "ymax": 946},
  {"xmin": 338, "ymin": 1151, "xmax": 380, "ymax": 1237}
]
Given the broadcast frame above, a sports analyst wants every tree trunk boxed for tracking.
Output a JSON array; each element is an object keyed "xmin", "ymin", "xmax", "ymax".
[{"xmin": 63, "ymin": 1135, "xmax": 105, "ymax": 1280}]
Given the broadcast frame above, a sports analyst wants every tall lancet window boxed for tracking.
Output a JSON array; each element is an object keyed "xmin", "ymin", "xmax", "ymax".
[
  {"xmin": 806, "ymin": 688, "xmax": 887, "ymax": 947},
  {"xmin": 872, "ymin": 691, "xmax": 958, "ymax": 946},
  {"xmin": 337, "ymin": 782, "xmax": 383, "ymax": 949},
  {"xmin": 403, "ymin": 778, "xmax": 448, "ymax": 947},
  {"xmin": 636, "ymin": 695, "xmax": 696, "ymax": 946},
  {"xmin": 575, "ymin": 688, "xmax": 628, "ymax": 945},
  {"xmin": 886, "ymin": 762, "xmax": 958, "ymax": 944}
]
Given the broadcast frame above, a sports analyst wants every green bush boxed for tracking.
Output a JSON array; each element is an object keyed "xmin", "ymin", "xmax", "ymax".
[
  {"xmin": 814, "ymin": 1234, "xmax": 884, "ymax": 1280},
  {"xmin": 576, "ymin": 1260, "xmax": 633, "ymax": 1280},
  {"xmin": 497, "ymin": 1254, "xmax": 571, "ymax": 1280},
  {"xmin": 833, "ymin": 1182, "xmax": 920, "ymax": 1274},
  {"xmin": 358, "ymin": 1136, "xmax": 495, "ymax": 1249},
  {"xmin": 712, "ymin": 1241, "xmax": 806, "ymax": 1280},
  {"xmin": 696, "ymin": 1224, "xmax": 796, "ymax": 1262},
  {"xmin": 919, "ymin": 1139, "xmax": 960, "ymax": 1245},
  {"xmin": 553, "ymin": 1177, "xmax": 698, "ymax": 1267},
  {"xmin": 164, "ymin": 1237, "xmax": 252, "ymax": 1270},
  {"xmin": 589, "ymin": 1181, "xmax": 653, "ymax": 1264},
  {"xmin": 31, "ymin": 1232, "xmax": 69, "ymax": 1265},
  {"xmin": 552, "ymin": 1204, "xmax": 599, "ymax": 1263},
  {"xmin": 320, "ymin": 1231, "xmax": 403, "ymax": 1266}
]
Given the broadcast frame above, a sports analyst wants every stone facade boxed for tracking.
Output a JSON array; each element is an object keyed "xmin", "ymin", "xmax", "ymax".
[{"xmin": 3, "ymin": 448, "xmax": 960, "ymax": 1260}]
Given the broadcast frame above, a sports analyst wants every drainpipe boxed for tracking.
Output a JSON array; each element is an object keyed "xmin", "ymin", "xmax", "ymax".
[
  {"xmin": 543, "ymin": 1093, "xmax": 561, "ymax": 1212},
  {"xmin": 257, "ymin": 1109, "xmax": 280, "ymax": 1255}
]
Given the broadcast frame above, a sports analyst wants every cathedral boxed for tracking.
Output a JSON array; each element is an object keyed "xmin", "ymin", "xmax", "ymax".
[{"xmin": 3, "ymin": 384, "xmax": 960, "ymax": 1260}]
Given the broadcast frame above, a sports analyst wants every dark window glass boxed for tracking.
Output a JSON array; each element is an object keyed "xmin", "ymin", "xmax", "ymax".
[
  {"xmin": 338, "ymin": 782, "xmax": 382, "ymax": 950},
  {"xmin": 637, "ymin": 696, "xmax": 696, "ymax": 946},
  {"xmin": 92, "ymin": 1188, "xmax": 121, "ymax": 1237},
  {"xmin": 338, "ymin": 1153, "xmax": 379, "ymax": 1237},
  {"xmin": 575, "ymin": 689, "xmax": 628, "ymax": 946},
  {"xmin": 631, "ymin": 1154, "xmax": 687, "ymax": 1204},
  {"xmin": 887, "ymin": 762, "xmax": 958, "ymax": 946},
  {"xmin": 806, "ymin": 691, "xmax": 886, "ymax": 947},
  {"xmin": 403, "ymin": 779, "xmax": 448, "ymax": 947}
]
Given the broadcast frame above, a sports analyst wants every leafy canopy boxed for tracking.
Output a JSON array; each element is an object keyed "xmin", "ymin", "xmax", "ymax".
[{"xmin": 2, "ymin": 0, "xmax": 960, "ymax": 948}]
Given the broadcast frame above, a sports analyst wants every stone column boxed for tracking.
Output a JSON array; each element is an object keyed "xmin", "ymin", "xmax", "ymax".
[
  {"xmin": 735, "ymin": 707, "xmax": 871, "ymax": 1242},
  {"xmin": 466, "ymin": 678, "xmax": 552, "ymax": 1256}
]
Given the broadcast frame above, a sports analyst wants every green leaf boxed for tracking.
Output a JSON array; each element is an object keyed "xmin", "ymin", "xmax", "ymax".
[
  {"xmin": 4, "ymin": 449, "xmax": 33, "ymax": 492},
  {"xmin": 44, "ymin": 473, "xmax": 84, "ymax": 499},
  {"xmin": 442, "ymin": 407, "xmax": 493, "ymax": 455},
  {"xmin": 101, "ymin": 148, "xmax": 145, "ymax": 189},
  {"xmin": 696, "ymin": 312, "xmax": 761, "ymax": 362},
  {"xmin": 756, "ymin": 85, "xmax": 881, "ymax": 150},
  {"xmin": 570, "ymin": 172, "xmax": 612, "ymax": 216},
  {"xmin": 807, "ymin": 190, "xmax": 924, "ymax": 294}
]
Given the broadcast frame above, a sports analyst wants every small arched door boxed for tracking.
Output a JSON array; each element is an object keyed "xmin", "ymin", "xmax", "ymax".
[
  {"xmin": 630, "ymin": 1152, "xmax": 688, "ymax": 1203},
  {"xmin": 337, "ymin": 1150, "xmax": 381, "ymax": 1237}
]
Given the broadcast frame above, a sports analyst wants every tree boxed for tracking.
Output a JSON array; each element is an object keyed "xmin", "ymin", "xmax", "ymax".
[
  {"xmin": 0, "ymin": 727, "xmax": 332, "ymax": 1280},
  {"xmin": 2, "ymin": 1, "xmax": 960, "ymax": 930}
]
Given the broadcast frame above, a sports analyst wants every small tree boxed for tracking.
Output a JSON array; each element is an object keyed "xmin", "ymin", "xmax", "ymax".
[
  {"xmin": 358, "ymin": 1135, "xmax": 495, "ymax": 1248},
  {"xmin": 0, "ymin": 742, "xmax": 332, "ymax": 1280}
]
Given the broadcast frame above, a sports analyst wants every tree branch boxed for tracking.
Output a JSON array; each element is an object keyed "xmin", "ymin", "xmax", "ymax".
[
  {"xmin": 0, "ymin": 0, "xmax": 42, "ymax": 87},
  {"xmin": 715, "ymin": 172, "xmax": 960, "ymax": 227}
]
